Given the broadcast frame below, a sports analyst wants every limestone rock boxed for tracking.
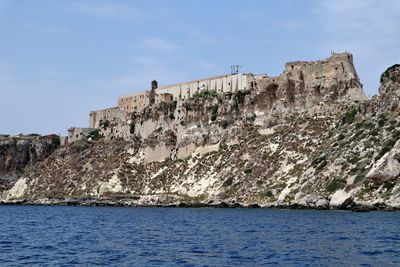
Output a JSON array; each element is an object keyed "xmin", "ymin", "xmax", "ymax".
[
  {"xmin": 297, "ymin": 194, "xmax": 329, "ymax": 209},
  {"xmin": 366, "ymin": 140, "xmax": 400, "ymax": 183},
  {"xmin": 0, "ymin": 135, "xmax": 60, "ymax": 193},
  {"xmin": 330, "ymin": 190, "xmax": 353, "ymax": 209}
]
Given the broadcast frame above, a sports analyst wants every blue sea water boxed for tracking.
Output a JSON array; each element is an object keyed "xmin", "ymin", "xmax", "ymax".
[{"xmin": 0, "ymin": 206, "xmax": 399, "ymax": 266}]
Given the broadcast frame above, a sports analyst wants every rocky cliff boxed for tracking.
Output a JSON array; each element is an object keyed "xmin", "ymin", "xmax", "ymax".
[
  {"xmin": 0, "ymin": 135, "xmax": 60, "ymax": 194},
  {"xmin": 1, "ymin": 61, "xmax": 400, "ymax": 211}
]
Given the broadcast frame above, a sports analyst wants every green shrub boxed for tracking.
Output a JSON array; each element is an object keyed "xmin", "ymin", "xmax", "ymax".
[
  {"xmin": 326, "ymin": 178, "xmax": 346, "ymax": 192},
  {"xmin": 387, "ymin": 124, "xmax": 396, "ymax": 132},
  {"xmin": 337, "ymin": 133, "xmax": 345, "ymax": 140},
  {"xmin": 312, "ymin": 154, "xmax": 326, "ymax": 166},
  {"xmin": 192, "ymin": 90, "xmax": 218, "ymax": 99},
  {"xmin": 211, "ymin": 104, "xmax": 219, "ymax": 121},
  {"xmin": 263, "ymin": 190, "xmax": 274, "ymax": 198},
  {"xmin": 316, "ymin": 160, "xmax": 327, "ymax": 171},
  {"xmin": 244, "ymin": 168, "xmax": 252, "ymax": 174},
  {"xmin": 375, "ymin": 138, "xmax": 397, "ymax": 160},
  {"xmin": 234, "ymin": 90, "xmax": 250, "ymax": 105},
  {"xmin": 349, "ymin": 156, "xmax": 360, "ymax": 164},
  {"xmin": 50, "ymin": 135, "xmax": 61, "ymax": 146},
  {"xmin": 392, "ymin": 130, "xmax": 400, "ymax": 139},
  {"xmin": 101, "ymin": 119, "xmax": 110, "ymax": 129},
  {"xmin": 341, "ymin": 109, "xmax": 357, "ymax": 125},
  {"xmin": 130, "ymin": 123, "xmax": 135, "ymax": 134},
  {"xmin": 380, "ymin": 64, "xmax": 400, "ymax": 82},
  {"xmin": 369, "ymin": 129, "xmax": 379, "ymax": 136},
  {"xmin": 89, "ymin": 129, "xmax": 102, "ymax": 141},
  {"xmin": 220, "ymin": 120, "xmax": 229, "ymax": 129},
  {"xmin": 222, "ymin": 177, "xmax": 234, "ymax": 187},
  {"xmin": 378, "ymin": 113, "xmax": 387, "ymax": 127}
]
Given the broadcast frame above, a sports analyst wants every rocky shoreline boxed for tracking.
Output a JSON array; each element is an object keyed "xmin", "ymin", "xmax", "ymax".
[{"xmin": 1, "ymin": 196, "xmax": 398, "ymax": 212}]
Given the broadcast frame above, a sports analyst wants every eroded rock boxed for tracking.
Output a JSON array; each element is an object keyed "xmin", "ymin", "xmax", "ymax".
[
  {"xmin": 367, "ymin": 140, "xmax": 400, "ymax": 183},
  {"xmin": 330, "ymin": 190, "xmax": 353, "ymax": 209}
]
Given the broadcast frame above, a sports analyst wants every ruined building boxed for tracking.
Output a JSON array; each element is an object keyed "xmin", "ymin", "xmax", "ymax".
[{"xmin": 68, "ymin": 52, "xmax": 367, "ymax": 142}]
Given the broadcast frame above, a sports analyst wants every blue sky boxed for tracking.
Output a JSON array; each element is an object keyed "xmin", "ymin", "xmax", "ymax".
[{"xmin": 1, "ymin": 0, "xmax": 399, "ymax": 135}]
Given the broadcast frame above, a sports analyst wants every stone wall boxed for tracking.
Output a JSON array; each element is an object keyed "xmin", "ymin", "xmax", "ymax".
[
  {"xmin": 89, "ymin": 107, "xmax": 127, "ymax": 129},
  {"xmin": 155, "ymin": 73, "xmax": 251, "ymax": 101},
  {"xmin": 67, "ymin": 127, "xmax": 96, "ymax": 143}
]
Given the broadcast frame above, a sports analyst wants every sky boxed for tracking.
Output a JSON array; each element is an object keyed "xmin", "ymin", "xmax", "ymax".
[{"xmin": 0, "ymin": 0, "xmax": 399, "ymax": 135}]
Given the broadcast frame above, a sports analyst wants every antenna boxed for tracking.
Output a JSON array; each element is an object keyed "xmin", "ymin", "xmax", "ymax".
[{"xmin": 230, "ymin": 64, "xmax": 241, "ymax": 74}]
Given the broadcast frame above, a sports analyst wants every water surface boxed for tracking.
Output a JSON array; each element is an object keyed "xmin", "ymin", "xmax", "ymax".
[{"xmin": 0, "ymin": 206, "xmax": 399, "ymax": 266}]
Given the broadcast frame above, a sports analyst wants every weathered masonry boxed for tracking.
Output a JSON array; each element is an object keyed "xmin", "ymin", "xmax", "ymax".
[
  {"xmin": 75, "ymin": 52, "xmax": 367, "ymax": 144},
  {"xmin": 117, "ymin": 73, "xmax": 253, "ymax": 113}
]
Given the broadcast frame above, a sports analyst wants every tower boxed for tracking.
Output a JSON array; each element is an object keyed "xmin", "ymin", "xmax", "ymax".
[{"xmin": 149, "ymin": 80, "xmax": 158, "ymax": 105}]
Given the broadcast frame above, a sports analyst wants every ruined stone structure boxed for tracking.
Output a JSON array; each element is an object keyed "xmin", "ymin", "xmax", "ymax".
[
  {"xmin": 67, "ymin": 127, "xmax": 96, "ymax": 143},
  {"xmin": 70, "ymin": 52, "xmax": 367, "ymax": 144}
]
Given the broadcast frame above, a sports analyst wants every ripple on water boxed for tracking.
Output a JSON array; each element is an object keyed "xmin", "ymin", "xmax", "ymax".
[{"xmin": 0, "ymin": 206, "xmax": 399, "ymax": 266}]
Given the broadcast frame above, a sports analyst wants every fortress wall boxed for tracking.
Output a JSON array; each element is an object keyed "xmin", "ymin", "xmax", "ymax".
[
  {"xmin": 154, "ymin": 74, "xmax": 250, "ymax": 100},
  {"xmin": 118, "ymin": 91, "xmax": 150, "ymax": 113},
  {"xmin": 283, "ymin": 52, "xmax": 359, "ymax": 89},
  {"xmin": 89, "ymin": 107, "xmax": 126, "ymax": 129},
  {"xmin": 68, "ymin": 127, "xmax": 96, "ymax": 143}
]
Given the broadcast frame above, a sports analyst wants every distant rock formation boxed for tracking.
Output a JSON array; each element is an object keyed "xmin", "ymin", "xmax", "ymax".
[{"xmin": 0, "ymin": 135, "xmax": 60, "ymax": 194}]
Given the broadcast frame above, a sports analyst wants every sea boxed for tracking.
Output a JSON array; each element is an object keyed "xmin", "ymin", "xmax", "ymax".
[{"xmin": 0, "ymin": 205, "xmax": 399, "ymax": 266}]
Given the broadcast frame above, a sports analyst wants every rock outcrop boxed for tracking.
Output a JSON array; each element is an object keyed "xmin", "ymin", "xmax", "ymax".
[
  {"xmin": 329, "ymin": 190, "xmax": 353, "ymax": 209},
  {"xmin": 0, "ymin": 135, "xmax": 60, "ymax": 193},
  {"xmin": 367, "ymin": 140, "xmax": 400, "ymax": 183}
]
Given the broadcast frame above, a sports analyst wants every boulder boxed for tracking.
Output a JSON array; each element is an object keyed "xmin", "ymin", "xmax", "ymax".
[
  {"xmin": 330, "ymin": 190, "xmax": 353, "ymax": 209},
  {"xmin": 367, "ymin": 140, "xmax": 400, "ymax": 183},
  {"xmin": 297, "ymin": 194, "xmax": 329, "ymax": 209}
]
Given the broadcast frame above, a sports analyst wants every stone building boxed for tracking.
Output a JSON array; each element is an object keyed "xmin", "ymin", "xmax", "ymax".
[
  {"xmin": 115, "ymin": 73, "xmax": 253, "ymax": 113},
  {"xmin": 155, "ymin": 73, "xmax": 252, "ymax": 101},
  {"xmin": 117, "ymin": 91, "xmax": 150, "ymax": 113},
  {"xmin": 89, "ymin": 107, "xmax": 126, "ymax": 129}
]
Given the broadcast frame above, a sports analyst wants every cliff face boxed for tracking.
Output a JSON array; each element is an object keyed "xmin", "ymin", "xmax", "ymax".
[
  {"xmin": 1, "ymin": 61, "xmax": 400, "ymax": 210},
  {"xmin": 0, "ymin": 135, "xmax": 60, "ymax": 193}
]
